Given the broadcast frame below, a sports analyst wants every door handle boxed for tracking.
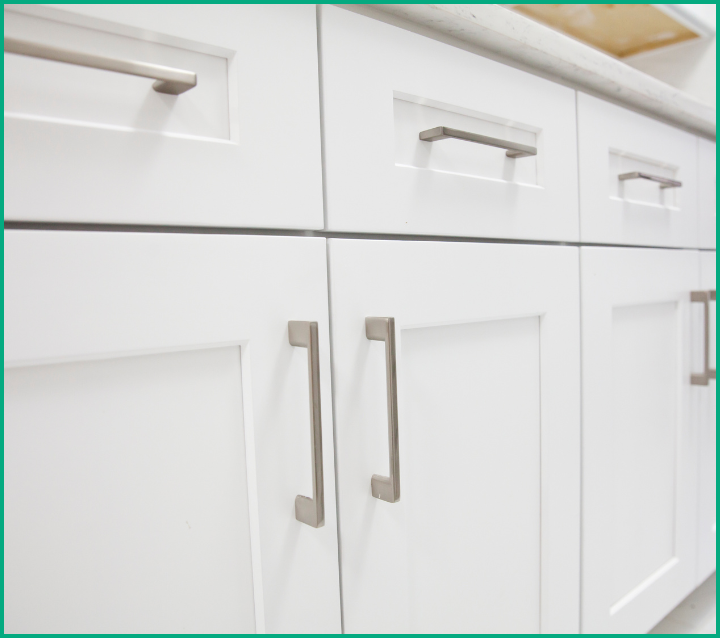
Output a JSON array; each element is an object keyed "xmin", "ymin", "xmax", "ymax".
[
  {"xmin": 366, "ymin": 317, "xmax": 400, "ymax": 503},
  {"xmin": 691, "ymin": 290, "xmax": 716, "ymax": 386},
  {"xmin": 618, "ymin": 171, "xmax": 682, "ymax": 189},
  {"xmin": 4, "ymin": 37, "xmax": 197, "ymax": 95},
  {"xmin": 419, "ymin": 126, "xmax": 537, "ymax": 158},
  {"xmin": 288, "ymin": 321, "xmax": 325, "ymax": 528}
]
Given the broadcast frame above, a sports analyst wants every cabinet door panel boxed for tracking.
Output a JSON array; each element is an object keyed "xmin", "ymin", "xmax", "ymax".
[
  {"xmin": 696, "ymin": 251, "xmax": 716, "ymax": 582},
  {"xmin": 4, "ymin": 231, "xmax": 341, "ymax": 633},
  {"xmin": 328, "ymin": 239, "xmax": 581, "ymax": 633},
  {"xmin": 4, "ymin": 5, "xmax": 323, "ymax": 229},
  {"xmin": 580, "ymin": 247, "xmax": 699, "ymax": 633}
]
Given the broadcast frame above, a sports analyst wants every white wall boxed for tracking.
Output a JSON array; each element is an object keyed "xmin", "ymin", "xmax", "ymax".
[{"xmin": 624, "ymin": 4, "xmax": 716, "ymax": 107}]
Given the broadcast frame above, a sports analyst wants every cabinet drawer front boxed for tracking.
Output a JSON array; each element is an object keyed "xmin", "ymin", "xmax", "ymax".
[
  {"xmin": 320, "ymin": 6, "xmax": 579, "ymax": 241},
  {"xmin": 580, "ymin": 247, "xmax": 699, "ymax": 633},
  {"xmin": 328, "ymin": 239, "xmax": 581, "ymax": 632},
  {"xmin": 4, "ymin": 5, "xmax": 323, "ymax": 229},
  {"xmin": 578, "ymin": 93, "xmax": 699, "ymax": 247},
  {"xmin": 4, "ymin": 231, "xmax": 341, "ymax": 633},
  {"xmin": 698, "ymin": 139, "xmax": 716, "ymax": 249}
]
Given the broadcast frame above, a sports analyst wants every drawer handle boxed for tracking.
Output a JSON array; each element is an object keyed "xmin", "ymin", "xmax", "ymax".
[
  {"xmin": 419, "ymin": 126, "xmax": 537, "ymax": 158},
  {"xmin": 618, "ymin": 171, "xmax": 682, "ymax": 189},
  {"xmin": 4, "ymin": 37, "xmax": 197, "ymax": 95},
  {"xmin": 691, "ymin": 290, "xmax": 716, "ymax": 386},
  {"xmin": 366, "ymin": 317, "xmax": 401, "ymax": 503},
  {"xmin": 288, "ymin": 321, "xmax": 325, "ymax": 528}
]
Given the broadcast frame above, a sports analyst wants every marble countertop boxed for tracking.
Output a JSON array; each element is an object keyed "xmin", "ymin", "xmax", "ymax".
[{"xmin": 371, "ymin": 4, "xmax": 716, "ymax": 138}]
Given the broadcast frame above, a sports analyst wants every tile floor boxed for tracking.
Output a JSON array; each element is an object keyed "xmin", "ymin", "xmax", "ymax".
[{"xmin": 650, "ymin": 572, "xmax": 716, "ymax": 634}]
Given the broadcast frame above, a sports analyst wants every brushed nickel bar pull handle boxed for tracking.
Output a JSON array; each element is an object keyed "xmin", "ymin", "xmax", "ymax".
[
  {"xmin": 618, "ymin": 171, "xmax": 682, "ymax": 189},
  {"xmin": 366, "ymin": 317, "xmax": 400, "ymax": 503},
  {"xmin": 4, "ymin": 37, "xmax": 197, "ymax": 95},
  {"xmin": 691, "ymin": 290, "xmax": 716, "ymax": 386},
  {"xmin": 709, "ymin": 290, "xmax": 716, "ymax": 381},
  {"xmin": 419, "ymin": 126, "xmax": 537, "ymax": 158},
  {"xmin": 288, "ymin": 321, "xmax": 325, "ymax": 528}
]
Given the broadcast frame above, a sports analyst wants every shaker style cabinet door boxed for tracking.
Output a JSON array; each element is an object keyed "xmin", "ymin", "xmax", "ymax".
[
  {"xmin": 4, "ymin": 231, "xmax": 341, "ymax": 633},
  {"xmin": 4, "ymin": 5, "xmax": 323, "ymax": 228},
  {"xmin": 577, "ymin": 93, "xmax": 698, "ymax": 248},
  {"xmin": 580, "ymin": 247, "xmax": 700, "ymax": 633},
  {"xmin": 319, "ymin": 6, "xmax": 579, "ymax": 241},
  {"xmin": 328, "ymin": 239, "xmax": 581, "ymax": 633},
  {"xmin": 696, "ymin": 250, "xmax": 716, "ymax": 583},
  {"xmin": 698, "ymin": 139, "xmax": 716, "ymax": 249}
]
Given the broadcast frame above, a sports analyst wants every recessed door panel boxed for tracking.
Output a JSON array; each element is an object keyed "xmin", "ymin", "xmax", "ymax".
[
  {"xmin": 4, "ymin": 347, "xmax": 256, "ymax": 633},
  {"xmin": 610, "ymin": 302, "xmax": 678, "ymax": 605},
  {"xmin": 402, "ymin": 317, "xmax": 541, "ymax": 633}
]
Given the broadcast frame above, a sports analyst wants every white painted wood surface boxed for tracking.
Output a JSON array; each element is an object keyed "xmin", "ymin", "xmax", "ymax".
[
  {"xmin": 4, "ymin": 5, "xmax": 323, "ymax": 229},
  {"xmin": 577, "ymin": 93, "xmax": 699, "ymax": 248},
  {"xmin": 698, "ymin": 139, "xmax": 716, "ymax": 249},
  {"xmin": 320, "ymin": 6, "xmax": 579, "ymax": 241},
  {"xmin": 2, "ymin": 4, "xmax": 715, "ymax": 634},
  {"xmin": 3, "ymin": 231, "xmax": 341, "ymax": 633},
  {"xmin": 328, "ymin": 239, "xmax": 581, "ymax": 633},
  {"xmin": 580, "ymin": 247, "xmax": 700, "ymax": 633},
  {"xmin": 5, "ymin": 348, "xmax": 258, "ymax": 633},
  {"xmin": 696, "ymin": 251, "xmax": 716, "ymax": 584}
]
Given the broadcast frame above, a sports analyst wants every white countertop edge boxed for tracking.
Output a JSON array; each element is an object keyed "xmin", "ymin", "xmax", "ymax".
[{"xmin": 369, "ymin": 4, "xmax": 716, "ymax": 139}]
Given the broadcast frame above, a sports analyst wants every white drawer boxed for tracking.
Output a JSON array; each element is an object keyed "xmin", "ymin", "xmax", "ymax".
[
  {"xmin": 319, "ymin": 6, "xmax": 579, "ymax": 241},
  {"xmin": 698, "ymin": 138, "xmax": 716, "ymax": 249},
  {"xmin": 4, "ymin": 4, "xmax": 323, "ymax": 229},
  {"xmin": 577, "ymin": 93, "xmax": 698, "ymax": 248}
]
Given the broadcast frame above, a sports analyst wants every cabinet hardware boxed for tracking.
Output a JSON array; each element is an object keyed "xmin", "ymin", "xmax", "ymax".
[
  {"xmin": 691, "ymin": 290, "xmax": 716, "ymax": 386},
  {"xmin": 365, "ymin": 317, "xmax": 401, "ymax": 503},
  {"xmin": 4, "ymin": 37, "xmax": 197, "ymax": 95},
  {"xmin": 288, "ymin": 321, "xmax": 325, "ymax": 527},
  {"xmin": 419, "ymin": 126, "xmax": 537, "ymax": 158},
  {"xmin": 618, "ymin": 171, "xmax": 682, "ymax": 189}
]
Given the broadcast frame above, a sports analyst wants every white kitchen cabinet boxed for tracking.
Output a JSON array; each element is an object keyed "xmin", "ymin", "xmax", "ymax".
[
  {"xmin": 328, "ymin": 239, "xmax": 581, "ymax": 633},
  {"xmin": 698, "ymin": 139, "xmax": 716, "ymax": 249},
  {"xmin": 3, "ymin": 3, "xmax": 716, "ymax": 634},
  {"xmin": 577, "ymin": 93, "xmax": 699, "ymax": 248},
  {"xmin": 580, "ymin": 247, "xmax": 700, "ymax": 633},
  {"xmin": 4, "ymin": 231, "xmax": 341, "ymax": 633},
  {"xmin": 695, "ymin": 250, "xmax": 716, "ymax": 584},
  {"xmin": 319, "ymin": 6, "xmax": 579, "ymax": 241},
  {"xmin": 4, "ymin": 4, "xmax": 323, "ymax": 229}
]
